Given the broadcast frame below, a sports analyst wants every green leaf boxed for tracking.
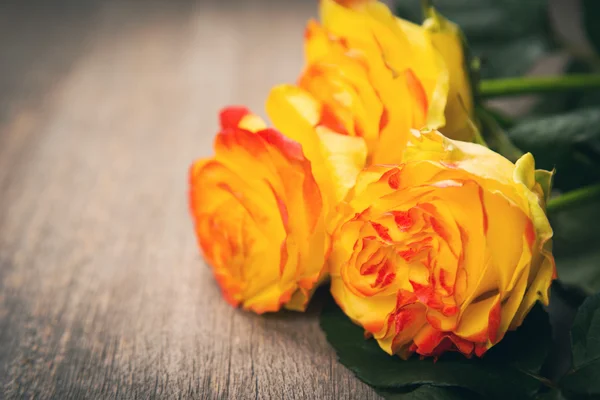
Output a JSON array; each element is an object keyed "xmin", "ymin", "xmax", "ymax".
[
  {"xmin": 543, "ymin": 282, "xmax": 584, "ymax": 383},
  {"xmin": 379, "ymin": 385, "xmax": 478, "ymax": 400},
  {"xmin": 507, "ymin": 107, "xmax": 600, "ymax": 191},
  {"xmin": 535, "ymin": 389, "xmax": 567, "ymax": 400},
  {"xmin": 551, "ymin": 200, "xmax": 600, "ymax": 295},
  {"xmin": 560, "ymin": 293, "xmax": 600, "ymax": 398},
  {"xmin": 320, "ymin": 295, "xmax": 552, "ymax": 400},
  {"xmin": 394, "ymin": 0, "xmax": 552, "ymax": 79},
  {"xmin": 582, "ymin": 0, "xmax": 600, "ymax": 55}
]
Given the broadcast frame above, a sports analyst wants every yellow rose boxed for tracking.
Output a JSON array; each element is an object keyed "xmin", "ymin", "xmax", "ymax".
[
  {"xmin": 189, "ymin": 106, "xmax": 366, "ymax": 313},
  {"xmin": 292, "ymin": 0, "xmax": 474, "ymax": 164},
  {"xmin": 189, "ymin": 106, "xmax": 326, "ymax": 313},
  {"xmin": 329, "ymin": 129, "xmax": 556, "ymax": 358},
  {"xmin": 266, "ymin": 85, "xmax": 368, "ymax": 210}
]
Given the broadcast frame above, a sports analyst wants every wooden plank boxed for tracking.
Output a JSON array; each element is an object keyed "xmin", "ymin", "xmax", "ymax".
[{"xmin": 0, "ymin": 1, "xmax": 380, "ymax": 398}]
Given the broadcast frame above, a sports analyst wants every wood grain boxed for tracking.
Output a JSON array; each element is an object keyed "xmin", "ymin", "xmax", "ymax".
[{"xmin": 0, "ymin": 1, "xmax": 380, "ymax": 398}]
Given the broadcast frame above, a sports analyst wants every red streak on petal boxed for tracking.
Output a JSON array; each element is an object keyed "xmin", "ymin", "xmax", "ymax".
[
  {"xmin": 488, "ymin": 299, "xmax": 502, "ymax": 344},
  {"xmin": 304, "ymin": 20, "xmax": 319, "ymax": 40},
  {"xmin": 385, "ymin": 291, "xmax": 419, "ymax": 339},
  {"xmin": 363, "ymin": 321, "xmax": 383, "ymax": 334},
  {"xmin": 394, "ymin": 309, "xmax": 415, "ymax": 333},
  {"xmin": 219, "ymin": 106, "xmax": 251, "ymax": 130},
  {"xmin": 265, "ymin": 181, "xmax": 289, "ymax": 231},
  {"xmin": 380, "ymin": 167, "xmax": 402, "ymax": 188},
  {"xmin": 415, "ymin": 330, "xmax": 444, "ymax": 355},
  {"xmin": 265, "ymin": 180, "xmax": 290, "ymax": 279},
  {"xmin": 416, "ymin": 287, "xmax": 443, "ymax": 311},
  {"xmin": 468, "ymin": 329, "xmax": 489, "ymax": 344},
  {"xmin": 338, "ymin": 36, "xmax": 349, "ymax": 49},
  {"xmin": 426, "ymin": 313, "xmax": 442, "ymax": 331},
  {"xmin": 398, "ymin": 237, "xmax": 433, "ymax": 262},
  {"xmin": 396, "ymin": 289, "xmax": 418, "ymax": 307},
  {"xmin": 410, "ymin": 280, "xmax": 427, "ymax": 293},
  {"xmin": 525, "ymin": 219, "xmax": 536, "ymax": 250},
  {"xmin": 379, "ymin": 108, "xmax": 389, "ymax": 132},
  {"xmin": 475, "ymin": 344, "xmax": 488, "ymax": 357},
  {"xmin": 404, "ymin": 69, "xmax": 428, "ymax": 116},
  {"xmin": 387, "ymin": 170, "xmax": 400, "ymax": 189},
  {"xmin": 426, "ymin": 295, "xmax": 445, "ymax": 311},
  {"xmin": 478, "ymin": 186, "xmax": 489, "ymax": 235},
  {"xmin": 398, "ymin": 248, "xmax": 417, "ymax": 261},
  {"xmin": 258, "ymin": 128, "xmax": 304, "ymax": 161},
  {"xmin": 354, "ymin": 121, "xmax": 366, "ymax": 138},
  {"xmin": 373, "ymin": 269, "xmax": 386, "ymax": 287},
  {"xmin": 449, "ymin": 335, "xmax": 474, "ymax": 357},
  {"xmin": 442, "ymin": 304, "xmax": 458, "ymax": 316},
  {"xmin": 352, "ymin": 207, "xmax": 371, "ymax": 221},
  {"xmin": 381, "ymin": 272, "xmax": 396, "ymax": 288},
  {"xmin": 370, "ymin": 221, "xmax": 393, "ymax": 242},
  {"xmin": 335, "ymin": 0, "xmax": 362, "ymax": 7},
  {"xmin": 216, "ymin": 127, "xmax": 266, "ymax": 155},
  {"xmin": 391, "ymin": 211, "xmax": 413, "ymax": 231},
  {"xmin": 430, "ymin": 217, "xmax": 450, "ymax": 243},
  {"xmin": 372, "ymin": 260, "xmax": 391, "ymax": 288},
  {"xmin": 214, "ymin": 274, "xmax": 242, "ymax": 308},
  {"xmin": 361, "ymin": 264, "xmax": 377, "ymax": 275},
  {"xmin": 276, "ymin": 289, "xmax": 294, "ymax": 311},
  {"xmin": 301, "ymin": 171, "xmax": 324, "ymax": 232},
  {"xmin": 279, "ymin": 241, "xmax": 289, "ymax": 277},
  {"xmin": 439, "ymin": 268, "xmax": 453, "ymax": 294},
  {"xmin": 418, "ymin": 332, "xmax": 478, "ymax": 358},
  {"xmin": 319, "ymin": 104, "xmax": 349, "ymax": 135}
]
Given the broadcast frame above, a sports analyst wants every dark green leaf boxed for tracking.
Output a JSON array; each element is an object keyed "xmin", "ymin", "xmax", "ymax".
[
  {"xmin": 320, "ymin": 295, "xmax": 552, "ymax": 400},
  {"xmin": 543, "ymin": 282, "xmax": 584, "ymax": 383},
  {"xmin": 582, "ymin": 0, "xmax": 600, "ymax": 55},
  {"xmin": 560, "ymin": 293, "xmax": 600, "ymax": 398},
  {"xmin": 379, "ymin": 385, "xmax": 478, "ymax": 400},
  {"xmin": 507, "ymin": 107, "xmax": 600, "ymax": 191},
  {"xmin": 551, "ymin": 200, "xmax": 600, "ymax": 295},
  {"xmin": 485, "ymin": 301, "xmax": 552, "ymax": 372},
  {"xmin": 535, "ymin": 389, "xmax": 567, "ymax": 400},
  {"xmin": 394, "ymin": 0, "xmax": 552, "ymax": 79}
]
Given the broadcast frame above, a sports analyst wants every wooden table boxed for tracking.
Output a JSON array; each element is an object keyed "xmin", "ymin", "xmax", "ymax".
[{"xmin": 0, "ymin": 1, "xmax": 380, "ymax": 398}]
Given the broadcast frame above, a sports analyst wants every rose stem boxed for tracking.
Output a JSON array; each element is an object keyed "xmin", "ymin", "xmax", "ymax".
[
  {"xmin": 547, "ymin": 182, "xmax": 600, "ymax": 214},
  {"xmin": 479, "ymin": 74, "xmax": 600, "ymax": 99}
]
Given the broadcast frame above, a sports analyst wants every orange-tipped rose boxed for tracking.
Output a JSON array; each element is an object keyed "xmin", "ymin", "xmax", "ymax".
[
  {"xmin": 292, "ymin": 0, "xmax": 474, "ymax": 164},
  {"xmin": 189, "ymin": 107, "xmax": 328, "ymax": 313},
  {"xmin": 330, "ymin": 130, "xmax": 556, "ymax": 358}
]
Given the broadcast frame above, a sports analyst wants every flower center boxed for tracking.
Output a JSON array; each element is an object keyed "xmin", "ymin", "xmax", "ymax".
[{"xmin": 351, "ymin": 202, "xmax": 462, "ymax": 317}]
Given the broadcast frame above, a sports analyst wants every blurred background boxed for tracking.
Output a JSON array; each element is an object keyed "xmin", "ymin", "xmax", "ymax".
[{"xmin": 0, "ymin": 0, "xmax": 595, "ymax": 399}]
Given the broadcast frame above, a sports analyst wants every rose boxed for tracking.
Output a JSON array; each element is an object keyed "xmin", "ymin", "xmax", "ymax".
[
  {"xmin": 189, "ymin": 107, "xmax": 327, "ymax": 313},
  {"xmin": 329, "ymin": 129, "xmax": 555, "ymax": 358},
  {"xmin": 265, "ymin": 86, "xmax": 368, "ymax": 211},
  {"xmin": 293, "ymin": 0, "xmax": 474, "ymax": 164},
  {"xmin": 189, "ymin": 106, "xmax": 366, "ymax": 313}
]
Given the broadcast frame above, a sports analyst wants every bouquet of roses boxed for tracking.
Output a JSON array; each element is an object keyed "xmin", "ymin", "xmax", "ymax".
[{"xmin": 188, "ymin": 1, "xmax": 600, "ymax": 398}]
